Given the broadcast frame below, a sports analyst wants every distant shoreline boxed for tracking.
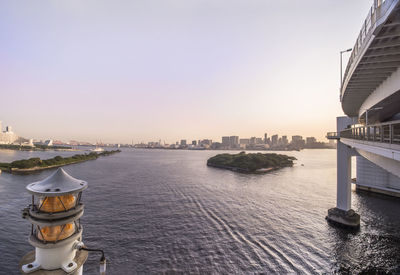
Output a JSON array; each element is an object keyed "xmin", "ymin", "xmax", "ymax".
[
  {"xmin": 0, "ymin": 150, "xmax": 120, "ymax": 175},
  {"xmin": 0, "ymin": 144, "xmax": 75, "ymax": 152},
  {"xmin": 135, "ymin": 147, "xmax": 335, "ymax": 151}
]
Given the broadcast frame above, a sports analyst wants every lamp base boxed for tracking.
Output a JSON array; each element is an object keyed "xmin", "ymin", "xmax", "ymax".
[{"xmin": 19, "ymin": 249, "xmax": 88, "ymax": 274}]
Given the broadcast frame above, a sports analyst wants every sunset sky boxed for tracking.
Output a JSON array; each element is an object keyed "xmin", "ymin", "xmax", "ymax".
[{"xmin": 0, "ymin": 0, "xmax": 372, "ymax": 144}]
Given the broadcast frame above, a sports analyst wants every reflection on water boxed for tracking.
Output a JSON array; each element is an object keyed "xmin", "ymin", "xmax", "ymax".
[{"xmin": 0, "ymin": 149, "xmax": 399, "ymax": 274}]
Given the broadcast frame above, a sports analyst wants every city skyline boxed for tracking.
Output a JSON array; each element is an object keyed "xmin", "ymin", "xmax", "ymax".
[
  {"xmin": 0, "ymin": 118, "xmax": 331, "ymax": 146},
  {"xmin": 0, "ymin": 1, "xmax": 372, "ymax": 143}
]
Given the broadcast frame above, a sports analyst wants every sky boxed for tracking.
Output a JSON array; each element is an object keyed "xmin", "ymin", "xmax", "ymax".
[{"xmin": 0, "ymin": 0, "xmax": 373, "ymax": 144}]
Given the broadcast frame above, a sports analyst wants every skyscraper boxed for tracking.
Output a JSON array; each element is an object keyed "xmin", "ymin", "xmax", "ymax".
[
  {"xmin": 222, "ymin": 136, "xmax": 230, "ymax": 147},
  {"xmin": 229, "ymin": 136, "xmax": 239, "ymax": 148},
  {"xmin": 271, "ymin": 135, "xmax": 278, "ymax": 146},
  {"xmin": 282, "ymin": 135, "xmax": 288, "ymax": 145}
]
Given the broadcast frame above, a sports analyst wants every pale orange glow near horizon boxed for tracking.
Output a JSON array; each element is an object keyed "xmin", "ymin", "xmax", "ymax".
[{"xmin": 0, "ymin": 0, "xmax": 373, "ymax": 144}]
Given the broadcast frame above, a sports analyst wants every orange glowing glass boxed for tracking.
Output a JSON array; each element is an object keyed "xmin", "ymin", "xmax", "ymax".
[
  {"xmin": 37, "ymin": 223, "xmax": 75, "ymax": 242},
  {"xmin": 39, "ymin": 194, "xmax": 76, "ymax": 213}
]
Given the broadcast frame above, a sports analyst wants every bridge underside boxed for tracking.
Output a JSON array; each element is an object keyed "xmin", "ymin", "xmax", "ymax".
[
  {"xmin": 341, "ymin": 2, "xmax": 400, "ymax": 117},
  {"xmin": 359, "ymin": 88, "xmax": 400, "ymax": 124}
]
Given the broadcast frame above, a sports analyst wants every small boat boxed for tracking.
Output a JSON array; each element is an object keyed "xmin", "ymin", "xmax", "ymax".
[{"xmin": 91, "ymin": 147, "xmax": 104, "ymax": 152}]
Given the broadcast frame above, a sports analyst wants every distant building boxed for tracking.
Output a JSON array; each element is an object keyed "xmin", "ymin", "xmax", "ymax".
[
  {"xmin": 229, "ymin": 136, "xmax": 239, "ymax": 148},
  {"xmin": 44, "ymin": 140, "xmax": 53, "ymax": 146},
  {"xmin": 255, "ymin": 138, "xmax": 263, "ymax": 144},
  {"xmin": 264, "ymin": 133, "xmax": 268, "ymax": 144},
  {"xmin": 180, "ymin": 140, "xmax": 187, "ymax": 146},
  {"xmin": 239, "ymin": 138, "xmax": 250, "ymax": 145},
  {"xmin": 0, "ymin": 120, "xmax": 18, "ymax": 144},
  {"xmin": 271, "ymin": 135, "xmax": 278, "ymax": 146},
  {"xmin": 250, "ymin": 137, "xmax": 256, "ymax": 145},
  {"xmin": 211, "ymin": 142, "xmax": 222, "ymax": 150},
  {"xmin": 292, "ymin": 135, "xmax": 302, "ymax": 142},
  {"xmin": 306, "ymin": 137, "xmax": 317, "ymax": 145},
  {"xmin": 291, "ymin": 135, "xmax": 305, "ymax": 148},
  {"xmin": 222, "ymin": 136, "xmax": 230, "ymax": 147},
  {"xmin": 192, "ymin": 140, "xmax": 197, "ymax": 146},
  {"xmin": 282, "ymin": 135, "xmax": 288, "ymax": 145},
  {"xmin": 200, "ymin": 139, "xmax": 212, "ymax": 147}
]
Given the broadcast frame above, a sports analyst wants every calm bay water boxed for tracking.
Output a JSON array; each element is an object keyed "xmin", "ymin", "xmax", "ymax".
[{"xmin": 1, "ymin": 149, "xmax": 400, "ymax": 274}]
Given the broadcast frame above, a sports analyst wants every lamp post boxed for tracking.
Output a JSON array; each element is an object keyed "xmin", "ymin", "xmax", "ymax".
[
  {"xmin": 340, "ymin": 48, "xmax": 352, "ymax": 98},
  {"xmin": 20, "ymin": 168, "xmax": 91, "ymax": 274}
]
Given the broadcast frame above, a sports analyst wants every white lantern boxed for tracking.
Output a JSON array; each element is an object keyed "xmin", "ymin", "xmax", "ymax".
[{"xmin": 20, "ymin": 168, "xmax": 88, "ymax": 274}]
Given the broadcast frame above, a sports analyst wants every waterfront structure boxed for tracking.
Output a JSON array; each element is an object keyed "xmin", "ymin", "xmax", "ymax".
[
  {"xmin": 0, "ymin": 120, "xmax": 18, "ymax": 144},
  {"xmin": 44, "ymin": 140, "xmax": 53, "ymax": 146},
  {"xmin": 327, "ymin": 0, "xmax": 400, "ymax": 228},
  {"xmin": 180, "ymin": 140, "xmax": 187, "ymax": 146}
]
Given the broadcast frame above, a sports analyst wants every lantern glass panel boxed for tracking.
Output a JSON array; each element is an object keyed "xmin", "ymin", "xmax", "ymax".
[
  {"xmin": 37, "ymin": 222, "xmax": 75, "ymax": 242},
  {"xmin": 36, "ymin": 194, "xmax": 77, "ymax": 213}
]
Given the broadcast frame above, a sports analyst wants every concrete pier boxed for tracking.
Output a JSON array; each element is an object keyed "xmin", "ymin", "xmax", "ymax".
[{"xmin": 326, "ymin": 117, "xmax": 360, "ymax": 229}]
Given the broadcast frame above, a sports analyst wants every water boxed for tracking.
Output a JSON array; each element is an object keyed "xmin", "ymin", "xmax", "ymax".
[{"xmin": 1, "ymin": 149, "xmax": 400, "ymax": 274}]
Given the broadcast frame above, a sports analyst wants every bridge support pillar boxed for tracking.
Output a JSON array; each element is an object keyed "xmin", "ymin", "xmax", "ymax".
[{"xmin": 326, "ymin": 116, "xmax": 360, "ymax": 229}]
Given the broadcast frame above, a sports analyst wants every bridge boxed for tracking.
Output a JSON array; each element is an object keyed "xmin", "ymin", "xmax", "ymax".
[{"xmin": 327, "ymin": 0, "xmax": 400, "ymax": 228}]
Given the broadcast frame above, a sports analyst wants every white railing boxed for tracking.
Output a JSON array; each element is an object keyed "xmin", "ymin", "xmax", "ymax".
[
  {"xmin": 340, "ymin": 0, "xmax": 398, "ymax": 99},
  {"xmin": 340, "ymin": 120, "xmax": 400, "ymax": 145}
]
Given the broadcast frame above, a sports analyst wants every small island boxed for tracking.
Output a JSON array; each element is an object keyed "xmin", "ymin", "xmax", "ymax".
[
  {"xmin": 0, "ymin": 150, "xmax": 121, "ymax": 174},
  {"xmin": 0, "ymin": 144, "xmax": 73, "ymax": 151},
  {"xmin": 207, "ymin": 151, "xmax": 296, "ymax": 173}
]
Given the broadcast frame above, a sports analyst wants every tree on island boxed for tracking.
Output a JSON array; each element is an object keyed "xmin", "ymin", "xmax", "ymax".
[{"xmin": 207, "ymin": 151, "xmax": 296, "ymax": 173}]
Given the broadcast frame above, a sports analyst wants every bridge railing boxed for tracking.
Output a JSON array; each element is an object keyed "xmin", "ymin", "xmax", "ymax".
[
  {"xmin": 340, "ymin": 120, "xmax": 400, "ymax": 145},
  {"xmin": 341, "ymin": 0, "xmax": 397, "ymax": 99},
  {"xmin": 326, "ymin": 132, "xmax": 339, "ymax": 140}
]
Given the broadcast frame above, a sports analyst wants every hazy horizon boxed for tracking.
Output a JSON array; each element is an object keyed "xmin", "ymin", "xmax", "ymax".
[{"xmin": 0, "ymin": 0, "xmax": 372, "ymax": 144}]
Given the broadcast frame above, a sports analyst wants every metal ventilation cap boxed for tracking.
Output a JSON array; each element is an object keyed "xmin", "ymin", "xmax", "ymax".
[{"xmin": 26, "ymin": 168, "xmax": 88, "ymax": 197}]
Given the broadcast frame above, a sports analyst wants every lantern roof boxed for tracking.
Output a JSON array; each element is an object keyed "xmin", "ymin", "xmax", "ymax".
[{"xmin": 26, "ymin": 168, "xmax": 88, "ymax": 196}]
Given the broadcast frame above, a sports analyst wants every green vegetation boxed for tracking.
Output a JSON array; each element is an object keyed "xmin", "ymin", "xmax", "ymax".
[
  {"xmin": 0, "ymin": 150, "xmax": 120, "ymax": 173},
  {"xmin": 0, "ymin": 144, "xmax": 72, "ymax": 151},
  {"xmin": 207, "ymin": 151, "xmax": 296, "ymax": 173}
]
